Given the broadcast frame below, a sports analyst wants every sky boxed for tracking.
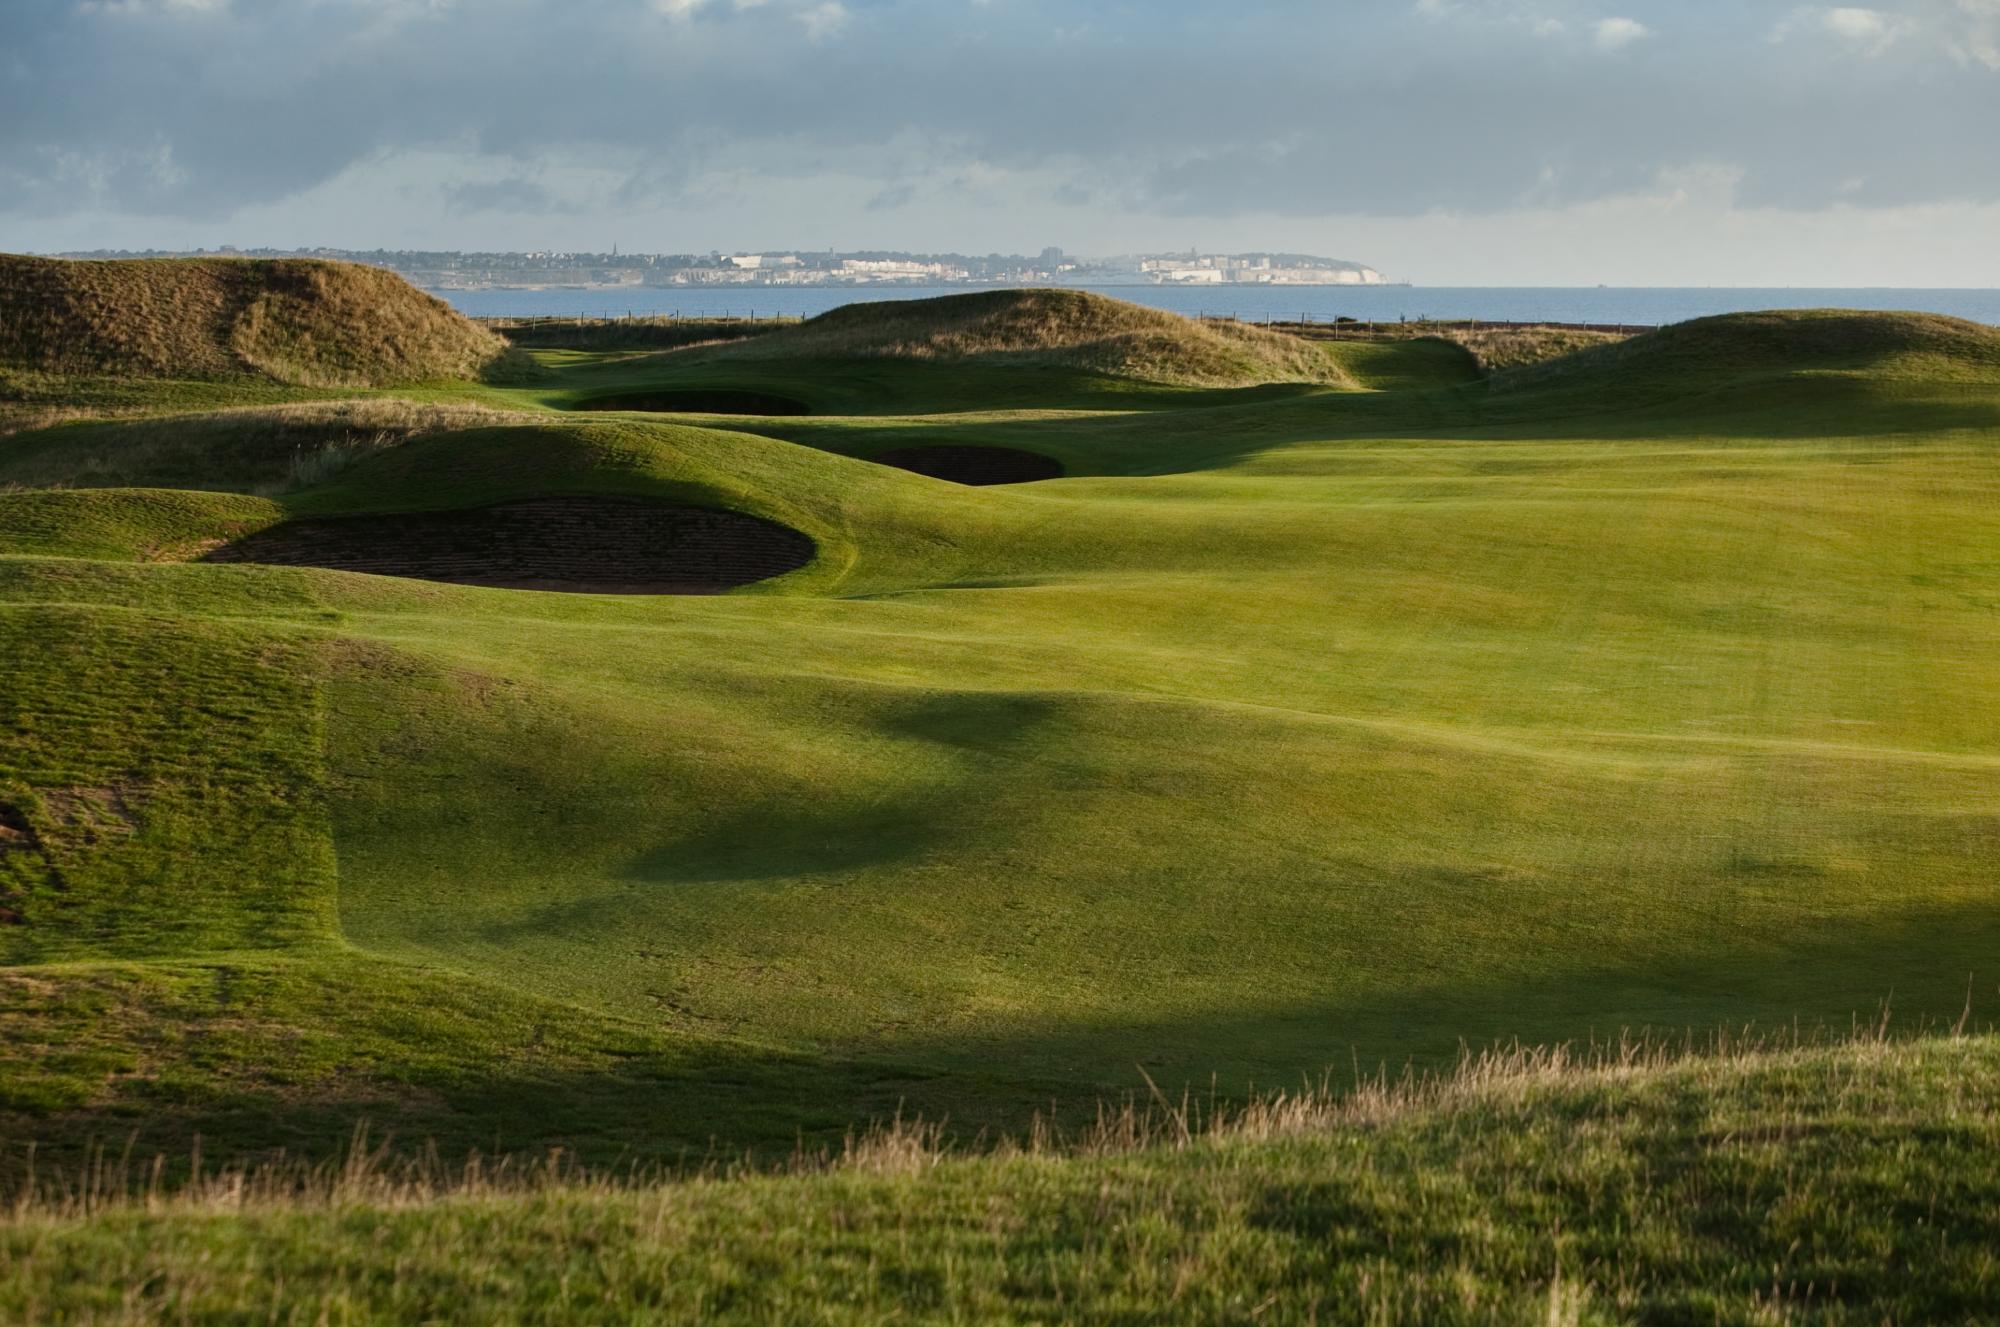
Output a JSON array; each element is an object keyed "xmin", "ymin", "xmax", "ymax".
[{"xmin": 3, "ymin": 0, "xmax": 1999, "ymax": 285}]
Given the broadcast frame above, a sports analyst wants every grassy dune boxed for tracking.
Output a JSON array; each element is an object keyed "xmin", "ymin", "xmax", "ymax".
[
  {"xmin": 0, "ymin": 255, "xmax": 506, "ymax": 387},
  {"xmin": 708, "ymin": 288, "xmax": 1352, "ymax": 386},
  {"xmin": 3, "ymin": 275, "xmax": 2000, "ymax": 1314}
]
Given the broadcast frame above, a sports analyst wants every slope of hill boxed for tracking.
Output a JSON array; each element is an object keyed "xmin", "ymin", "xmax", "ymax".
[
  {"xmin": 5, "ymin": 301, "xmax": 2000, "ymax": 1314},
  {"xmin": 1495, "ymin": 308, "xmax": 2000, "ymax": 394},
  {"xmin": 4, "ymin": 1030, "xmax": 1994, "ymax": 1323},
  {"xmin": 703, "ymin": 288, "xmax": 1349, "ymax": 387},
  {"xmin": 0, "ymin": 255, "xmax": 507, "ymax": 386}
]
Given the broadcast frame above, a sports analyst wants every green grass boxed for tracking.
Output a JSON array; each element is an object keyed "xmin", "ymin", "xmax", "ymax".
[
  {"xmin": 5, "ymin": 294, "xmax": 2000, "ymax": 1314},
  {"xmin": 4, "ymin": 1029, "xmax": 1996, "ymax": 1324}
]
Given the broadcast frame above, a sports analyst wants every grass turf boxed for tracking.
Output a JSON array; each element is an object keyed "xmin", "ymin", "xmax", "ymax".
[
  {"xmin": 3, "ymin": 1030, "xmax": 1995, "ymax": 1324},
  {"xmin": 3, "ymin": 292, "xmax": 2000, "ymax": 1311}
]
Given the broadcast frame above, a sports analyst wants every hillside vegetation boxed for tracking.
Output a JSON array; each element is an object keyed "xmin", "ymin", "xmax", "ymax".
[
  {"xmin": 706, "ymin": 288, "xmax": 1350, "ymax": 387},
  {"xmin": 0, "ymin": 399, "xmax": 530, "ymax": 493},
  {"xmin": 1496, "ymin": 308, "xmax": 2000, "ymax": 393},
  {"xmin": 5, "ymin": 1030, "xmax": 1995, "ymax": 1324},
  {"xmin": 6, "ymin": 291, "xmax": 2000, "ymax": 1315},
  {"xmin": 0, "ymin": 255, "xmax": 506, "ymax": 386}
]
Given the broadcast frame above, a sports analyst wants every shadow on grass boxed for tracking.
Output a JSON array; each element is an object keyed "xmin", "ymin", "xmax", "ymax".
[
  {"xmin": 6, "ymin": 892, "xmax": 1995, "ymax": 1187},
  {"xmin": 736, "ymin": 373, "xmax": 2000, "ymax": 482},
  {"xmin": 616, "ymin": 691, "xmax": 1062, "ymax": 887}
]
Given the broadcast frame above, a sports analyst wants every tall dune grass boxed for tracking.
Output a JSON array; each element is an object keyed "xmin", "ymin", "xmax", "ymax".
[
  {"xmin": 0, "ymin": 255, "xmax": 509, "ymax": 387},
  {"xmin": 709, "ymin": 289, "xmax": 1352, "ymax": 387},
  {"xmin": 3, "ymin": 1023, "xmax": 1993, "ymax": 1324}
]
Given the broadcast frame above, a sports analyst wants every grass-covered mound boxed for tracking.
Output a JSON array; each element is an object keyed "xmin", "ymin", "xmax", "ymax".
[
  {"xmin": 0, "ymin": 400, "xmax": 528, "ymax": 494},
  {"xmin": 1498, "ymin": 308, "xmax": 2000, "ymax": 394},
  {"xmin": 0, "ymin": 255, "xmax": 506, "ymax": 386},
  {"xmin": 5, "ymin": 1030, "xmax": 1994, "ymax": 1324},
  {"xmin": 706, "ymin": 288, "xmax": 1348, "ymax": 387}
]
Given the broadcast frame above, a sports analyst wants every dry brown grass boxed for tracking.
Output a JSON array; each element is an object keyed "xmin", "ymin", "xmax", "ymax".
[
  {"xmin": 0, "ymin": 1019, "xmax": 1937, "ymax": 1218},
  {"xmin": 1283, "ymin": 320, "xmax": 1632, "ymax": 374},
  {"xmin": 713, "ymin": 289, "xmax": 1349, "ymax": 387},
  {"xmin": 1439, "ymin": 326, "xmax": 1629, "ymax": 373},
  {"xmin": 1496, "ymin": 308, "xmax": 2000, "ymax": 393},
  {"xmin": 0, "ymin": 255, "xmax": 508, "ymax": 387}
]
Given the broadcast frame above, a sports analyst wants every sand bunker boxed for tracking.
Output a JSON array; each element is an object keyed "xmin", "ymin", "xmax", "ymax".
[
  {"xmin": 872, "ymin": 445, "xmax": 1064, "ymax": 486},
  {"xmin": 573, "ymin": 389, "xmax": 810, "ymax": 416},
  {"xmin": 203, "ymin": 497, "xmax": 814, "ymax": 593}
]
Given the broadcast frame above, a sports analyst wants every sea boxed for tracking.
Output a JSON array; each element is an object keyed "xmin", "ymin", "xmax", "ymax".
[{"xmin": 431, "ymin": 284, "xmax": 2000, "ymax": 328}]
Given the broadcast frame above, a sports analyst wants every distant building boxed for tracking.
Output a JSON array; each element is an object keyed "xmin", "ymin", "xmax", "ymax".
[{"xmin": 1136, "ymin": 253, "xmax": 1385, "ymax": 286}]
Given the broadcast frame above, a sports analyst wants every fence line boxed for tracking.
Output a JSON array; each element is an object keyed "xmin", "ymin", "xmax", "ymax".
[{"xmin": 1196, "ymin": 312, "xmax": 1658, "ymax": 335}]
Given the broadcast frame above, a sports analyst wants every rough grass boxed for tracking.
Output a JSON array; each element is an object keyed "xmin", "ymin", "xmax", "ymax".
[
  {"xmin": 0, "ymin": 255, "xmax": 509, "ymax": 387},
  {"xmin": 1441, "ymin": 325, "xmax": 1628, "ymax": 372},
  {"xmin": 0, "ymin": 399, "xmax": 534, "ymax": 494},
  {"xmin": 707, "ymin": 288, "xmax": 1350, "ymax": 387},
  {"xmin": 1496, "ymin": 308, "xmax": 2000, "ymax": 393},
  {"xmin": 1285, "ymin": 321, "xmax": 1630, "ymax": 374},
  {"xmin": 3, "ymin": 1029, "xmax": 1995, "ymax": 1324}
]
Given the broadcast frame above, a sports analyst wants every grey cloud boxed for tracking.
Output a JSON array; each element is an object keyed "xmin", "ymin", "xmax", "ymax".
[
  {"xmin": 444, "ymin": 176, "xmax": 569, "ymax": 215},
  {"xmin": 0, "ymin": 0, "xmax": 1996, "ymax": 226},
  {"xmin": 865, "ymin": 183, "xmax": 916, "ymax": 212}
]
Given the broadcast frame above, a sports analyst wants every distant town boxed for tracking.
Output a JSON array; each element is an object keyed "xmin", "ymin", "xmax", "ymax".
[{"xmin": 52, "ymin": 246, "xmax": 1399, "ymax": 291}]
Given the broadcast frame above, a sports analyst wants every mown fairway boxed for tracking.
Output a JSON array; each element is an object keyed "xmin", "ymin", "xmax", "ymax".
[{"xmin": 4, "ymin": 291, "xmax": 1999, "ymax": 1177}]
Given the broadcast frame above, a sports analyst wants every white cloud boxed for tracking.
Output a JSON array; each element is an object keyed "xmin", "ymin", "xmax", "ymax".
[
  {"xmin": 1770, "ymin": 6, "xmax": 1917, "ymax": 55},
  {"xmin": 652, "ymin": 0, "xmax": 832, "ymax": 25},
  {"xmin": 1592, "ymin": 16, "xmax": 1652, "ymax": 50},
  {"xmin": 1825, "ymin": 7, "xmax": 1891, "ymax": 40},
  {"xmin": 796, "ymin": 0, "xmax": 848, "ymax": 40},
  {"xmin": 80, "ymin": 0, "xmax": 230, "ymax": 14},
  {"xmin": 1946, "ymin": 0, "xmax": 2000, "ymax": 69}
]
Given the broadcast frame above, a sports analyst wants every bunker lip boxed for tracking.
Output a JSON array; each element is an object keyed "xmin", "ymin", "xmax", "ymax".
[
  {"xmin": 571, "ymin": 389, "xmax": 811, "ymax": 417},
  {"xmin": 872, "ymin": 445, "xmax": 1064, "ymax": 486},
  {"xmin": 201, "ymin": 496, "xmax": 814, "ymax": 594}
]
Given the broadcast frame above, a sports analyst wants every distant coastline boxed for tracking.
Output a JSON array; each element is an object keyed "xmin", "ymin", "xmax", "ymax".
[{"xmin": 424, "ymin": 278, "xmax": 1418, "ymax": 294}]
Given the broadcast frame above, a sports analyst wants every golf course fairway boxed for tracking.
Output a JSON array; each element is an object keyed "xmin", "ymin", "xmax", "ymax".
[{"xmin": 3, "ymin": 268, "xmax": 1998, "ymax": 1321}]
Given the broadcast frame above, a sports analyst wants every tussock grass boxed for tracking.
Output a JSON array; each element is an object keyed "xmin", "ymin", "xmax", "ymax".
[
  {"xmin": 1442, "ymin": 325, "xmax": 1628, "ymax": 372},
  {"xmin": 709, "ymin": 288, "xmax": 1350, "ymax": 387},
  {"xmin": 1287, "ymin": 320, "xmax": 1630, "ymax": 374},
  {"xmin": 1497, "ymin": 308, "xmax": 2000, "ymax": 393},
  {"xmin": 0, "ymin": 254, "xmax": 508, "ymax": 387},
  {"xmin": 0, "ymin": 1019, "xmax": 1944, "ymax": 1210},
  {"xmin": 3, "ymin": 1027, "xmax": 1995, "ymax": 1323}
]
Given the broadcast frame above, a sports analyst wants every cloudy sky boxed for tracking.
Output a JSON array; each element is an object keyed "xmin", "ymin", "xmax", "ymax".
[{"xmin": 3, "ymin": 0, "xmax": 1998, "ymax": 284}]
